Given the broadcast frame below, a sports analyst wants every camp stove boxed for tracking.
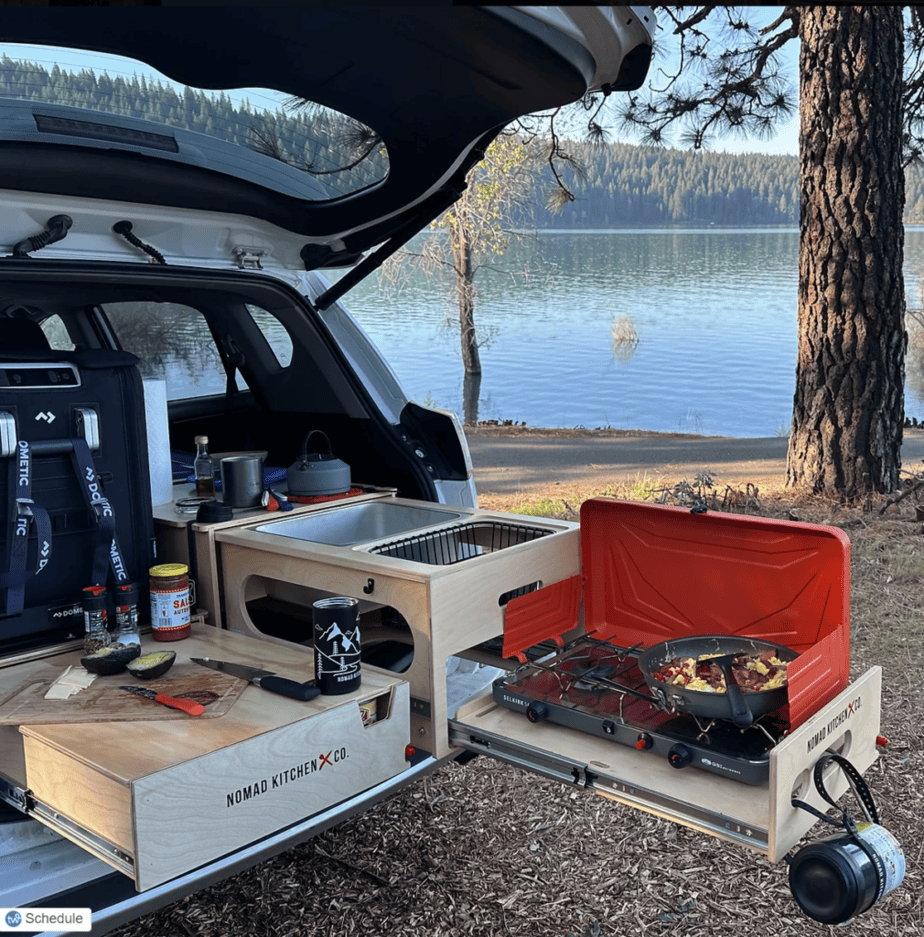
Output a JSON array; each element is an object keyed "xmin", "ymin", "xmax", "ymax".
[
  {"xmin": 489, "ymin": 499, "xmax": 855, "ymax": 786},
  {"xmin": 493, "ymin": 635, "xmax": 789, "ymax": 785}
]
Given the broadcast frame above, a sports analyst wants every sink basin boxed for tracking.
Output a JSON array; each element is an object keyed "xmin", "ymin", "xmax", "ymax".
[{"xmin": 253, "ymin": 501, "xmax": 464, "ymax": 546}]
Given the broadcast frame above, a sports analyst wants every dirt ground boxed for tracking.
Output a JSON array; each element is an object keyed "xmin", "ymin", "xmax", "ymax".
[{"xmin": 111, "ymin": 434, "xmax": 924, "ymax": 937}]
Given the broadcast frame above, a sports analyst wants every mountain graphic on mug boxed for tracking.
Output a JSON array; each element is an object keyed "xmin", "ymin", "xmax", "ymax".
[{"xmin": 318, "ymin": 622, "xmax": 359, "ymax": 654}]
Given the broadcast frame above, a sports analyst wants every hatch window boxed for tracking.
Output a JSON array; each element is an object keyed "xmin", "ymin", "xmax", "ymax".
[
  {"xmin": 102, "ymin": 301, "xmax": 246, "ymax": 401},
  {"xmin": 0, "ymin": 45, "xmax": 389, "ymax": 199}
]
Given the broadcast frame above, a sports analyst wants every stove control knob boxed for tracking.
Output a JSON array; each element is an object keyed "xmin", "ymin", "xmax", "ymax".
[
  {"xmin": 526, "ymin": 702, "xmax": 549, "ymax": 724},
  {"xmin": 635, "ymin": 733, "xmax": 653, "ymax": 751},
  {"xmin": 668, "ymin": 744, "xmax": 693, "ymax": 769}
]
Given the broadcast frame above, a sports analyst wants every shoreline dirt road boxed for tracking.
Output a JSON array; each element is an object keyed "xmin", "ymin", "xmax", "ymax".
[{"xmin": 464, "ymin": 425, "xmax": 924, "ymax": 503}]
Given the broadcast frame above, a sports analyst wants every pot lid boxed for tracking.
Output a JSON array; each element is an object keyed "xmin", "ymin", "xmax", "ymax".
[{"xmin": 0, "ymin": 7, "xmax": 654, "ymax": 271}]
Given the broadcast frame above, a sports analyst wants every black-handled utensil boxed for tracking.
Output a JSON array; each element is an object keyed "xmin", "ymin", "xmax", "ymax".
[
  {"xmin": 191, "ymin": 657, "xmax": 320, "ymax": 701},
  {"xmin": 710, "ymin": 653, "xmax": 754, "ymax": 728},
  {"xmin": 120, "ymin": 685, "xmax": 206, "ymax": 716}
]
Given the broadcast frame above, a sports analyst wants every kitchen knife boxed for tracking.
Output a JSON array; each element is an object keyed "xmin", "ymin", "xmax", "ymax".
[
  {"xmin": 120, "ymin": 685, "xmax": 206, "ymax": 716},
  {"xmin": 191, "ymin": 658, "xmax": 320, "ymax": 701}
]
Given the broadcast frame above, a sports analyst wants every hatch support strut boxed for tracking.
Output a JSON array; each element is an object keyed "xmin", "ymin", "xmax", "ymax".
[{"xmin": 312, "ymin": 184, "xmax": 465, "ymax": 311}]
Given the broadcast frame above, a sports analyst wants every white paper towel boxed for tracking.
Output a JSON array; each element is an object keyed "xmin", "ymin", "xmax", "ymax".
[{"xmin": 143, "ymin": 379, "xmax": 174, "ymax": 506}]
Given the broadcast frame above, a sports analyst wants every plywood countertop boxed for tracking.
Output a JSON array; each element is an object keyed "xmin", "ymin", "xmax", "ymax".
[{"xmin": 16, "ymin": 627, "xmax": 402, "ymax": 784}]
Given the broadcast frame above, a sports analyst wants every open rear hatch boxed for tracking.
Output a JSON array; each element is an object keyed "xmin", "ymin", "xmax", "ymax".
[{"xmin": 0, "ymin": 7, "xmax": 652, "ymax": 274}]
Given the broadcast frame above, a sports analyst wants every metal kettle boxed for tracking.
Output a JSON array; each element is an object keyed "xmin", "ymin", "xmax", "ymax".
[{"xmin": 286, "ymin": 430, "xmax": 351, "ymax": 496}]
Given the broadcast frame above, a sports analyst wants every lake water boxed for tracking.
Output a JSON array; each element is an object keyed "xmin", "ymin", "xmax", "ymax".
[{"xmin": 328, "ymin": 227, "xmax": 924, "ymax": 438}]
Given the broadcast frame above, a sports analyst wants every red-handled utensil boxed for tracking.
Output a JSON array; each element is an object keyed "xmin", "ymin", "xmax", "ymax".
[{"xmin": 119, "ymin": 685, "xmax": 205, "ymax": 716}]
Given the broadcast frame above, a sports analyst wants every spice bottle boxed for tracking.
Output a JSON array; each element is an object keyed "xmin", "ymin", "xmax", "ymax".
[
  {"xmin": 112, "ymin": 581, "xmax": 141, "ymax": 645},
  {"xmin": 194, "ymin": 436, "xmax": 215, "ymax": 498},
  {"xmin": 82, "ymin": 585, "xmax": 111, "ymax": 654},
  {"xmin": 149, "ymin": 564, "xmax": 192, "ymax": 641}
]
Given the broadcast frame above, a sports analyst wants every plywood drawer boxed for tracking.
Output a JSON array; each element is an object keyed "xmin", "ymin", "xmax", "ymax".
[{"xmin": 18, "ymin": 628, "xmax": 410, "ymax": 891}]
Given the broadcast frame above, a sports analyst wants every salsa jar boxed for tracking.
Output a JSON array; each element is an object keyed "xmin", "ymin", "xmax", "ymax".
[{"xmin": 149, "ymin": 563, "xmax": 193, "ymax": 641}]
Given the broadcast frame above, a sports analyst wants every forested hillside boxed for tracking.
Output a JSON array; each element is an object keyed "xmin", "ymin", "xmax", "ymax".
[
  {"xmin": 4, "ymin": 54, "xmax": 924, "ymax": 227},
  {"xmin": 523, "ymin": 141, "xmax": 799, "ymax": 227}
]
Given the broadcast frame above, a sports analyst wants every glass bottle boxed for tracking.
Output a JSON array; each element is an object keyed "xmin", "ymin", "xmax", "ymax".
[
  {"xmin": 112, "ymin": 581, "xmax": 141, "ymax": 645},
  {"xmin": 194, "ymin": 435, "xmax": 215, "ymax": 497},
  {"xmin": 82, "ymin": 585, "xmax": 111, "ymax": 654}
]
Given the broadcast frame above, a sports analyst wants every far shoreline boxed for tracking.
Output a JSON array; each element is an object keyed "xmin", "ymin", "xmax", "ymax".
[
  {"xmin": 464, "ymin": 423, "xmax": 730, "ymax": 440},
  {"xmin": 464, "ymin": 423, "xmax": 924, "ymax": 442}
]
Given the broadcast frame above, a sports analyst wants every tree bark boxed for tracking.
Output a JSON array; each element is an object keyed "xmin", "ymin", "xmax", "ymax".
[
  {"xmin": 786, "ymin": 7, "xmax": 906, "ymax": 499},
  {"xmin": 452, "ymin": 227, "xmax": 481, "ymax": 376},
  {"xmin": 462, "ymin": 371, "xmax": 481, "ymax": 425}
]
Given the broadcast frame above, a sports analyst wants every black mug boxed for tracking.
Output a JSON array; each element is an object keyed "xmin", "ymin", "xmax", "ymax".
[{"xmin": 312, "ymin": 597, "xmax": 361, "ymax": 695}]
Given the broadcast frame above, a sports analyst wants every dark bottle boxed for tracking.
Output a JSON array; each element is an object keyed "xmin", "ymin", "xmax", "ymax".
[
  {"xmin": 194, "ymin": 435, "xmax": 215, "ymax": 497},
  {"xmin": 312, "ymin": 597, "xmax": 361, "ymax": 695}
]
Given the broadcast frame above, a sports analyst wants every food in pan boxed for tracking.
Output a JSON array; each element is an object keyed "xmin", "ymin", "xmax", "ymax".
[
  {"xmin": 126, "ymin": 650, "xmax": 177, "ymax": 680},
  {"xmin": 80, "ymin": 643, "xmax": 142, "ymax": 675},
  {"xmin": 650, "ymin": 651, "xmax": 788, "ymax": 694}
]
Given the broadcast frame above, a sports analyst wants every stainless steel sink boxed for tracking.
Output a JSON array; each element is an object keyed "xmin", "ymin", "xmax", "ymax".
[{"xmin": 253, "ymin": 501, "xmax": 464, "ymax": 546}]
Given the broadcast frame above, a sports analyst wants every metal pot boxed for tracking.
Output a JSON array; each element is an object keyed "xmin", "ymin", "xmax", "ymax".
[
  {"xmin": 221, "ymin": 454, "xmax": 264, "ymax": 507},
  {"xmin": 638, "ymin": 634, "xmax": 798, "ymax": 727}
]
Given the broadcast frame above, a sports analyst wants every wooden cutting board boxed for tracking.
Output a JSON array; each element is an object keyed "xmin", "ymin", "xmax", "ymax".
[{"xmin": 0, "ymin": 663, "xmax": 247, "ymax": 724}]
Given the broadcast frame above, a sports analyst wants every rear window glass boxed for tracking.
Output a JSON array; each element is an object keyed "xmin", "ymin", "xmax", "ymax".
[
  {"xmin": 40, "ymin": 315, "xmax": 75, "ymax": 351},
  {"xmin": 246, "ymin": 305, "xmax": 293, "ymax": 368},
  {"xmin": 0, "ymin": 46, "xmax": 389, "ymax": 199},
  {"xmin": 103, "ymin": 301, "xmax": 246, "ymax": 401}
]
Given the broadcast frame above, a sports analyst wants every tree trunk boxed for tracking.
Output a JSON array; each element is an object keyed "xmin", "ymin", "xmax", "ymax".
[
  {"xmin": 452, "ymin": 228, "xmax": 481, "ymax": 376},
  {"xmin": 462, "ymin": 371, "xmax": 481, "ymax": 425},
  {"xmin": 786, "ymin": 7, "xmax": 906, "ymax": 499}
]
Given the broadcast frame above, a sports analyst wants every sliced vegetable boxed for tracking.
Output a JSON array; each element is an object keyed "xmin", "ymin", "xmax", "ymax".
[
  {"xmin": 126, "ymin": 650, "xmax": 177, "ymax": 680},
  {"xmin": 80, "ymin": 644, "xmax": 142, "ymax": 675}
]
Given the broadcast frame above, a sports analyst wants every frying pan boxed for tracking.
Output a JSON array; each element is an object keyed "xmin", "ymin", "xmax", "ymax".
[{"xmin": 638, "ymin": 635, "xmax": 798, "ymax": 728}]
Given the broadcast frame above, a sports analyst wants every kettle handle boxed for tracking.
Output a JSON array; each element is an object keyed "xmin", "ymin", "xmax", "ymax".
[{"xmin": 299, "ymin": 429, "xmax": 332, "ymax": 458}]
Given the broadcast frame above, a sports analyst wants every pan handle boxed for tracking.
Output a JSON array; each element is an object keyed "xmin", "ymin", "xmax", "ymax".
[{"xmin": 714, "ymin": 655, "xmax": 753, "ymax": 728}]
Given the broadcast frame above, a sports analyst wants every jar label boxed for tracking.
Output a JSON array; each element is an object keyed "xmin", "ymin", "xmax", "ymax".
[
  {"xmin": 150, "ymin": 589, "xmax": 191, "ymax": 627},
  {"xmin": 857, "ymin": 823, "xmax": 906, "ymax": 900}
]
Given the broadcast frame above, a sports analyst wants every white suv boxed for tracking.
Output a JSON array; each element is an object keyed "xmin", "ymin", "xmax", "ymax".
[{"xmin": 0, "ymin": 8, "xmax": 653, "ymax": 935}]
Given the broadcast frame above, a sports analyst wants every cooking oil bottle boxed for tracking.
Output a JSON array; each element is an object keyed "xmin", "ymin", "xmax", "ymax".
[{"xmin": 194, "ymin": 435, "xmax": 215, "ymax": 497}]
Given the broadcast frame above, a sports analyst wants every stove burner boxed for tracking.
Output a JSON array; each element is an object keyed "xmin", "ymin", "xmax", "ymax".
[
  {"xmin": 493, "ymin": 636, "xmax": 789, "ymax": 785},
  {"xmin": 573, "ymin": 662, "xmax": 620, "ymax": 691}
]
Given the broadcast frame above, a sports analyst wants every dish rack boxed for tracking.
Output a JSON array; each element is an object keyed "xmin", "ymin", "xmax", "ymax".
[{"xmin": 366, "ymin": 520, "xmax": 553, "ymax": 566}]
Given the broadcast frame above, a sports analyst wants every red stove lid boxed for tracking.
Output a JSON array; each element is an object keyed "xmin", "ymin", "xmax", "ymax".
[{"xmin": 579, "ymin": 499, "xmax": 850, "ymax": 655}]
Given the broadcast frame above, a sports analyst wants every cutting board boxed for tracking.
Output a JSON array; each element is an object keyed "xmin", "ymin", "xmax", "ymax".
[{"xmin": 0, "ymin": 663, "xmax": 247, "ymax": 724}]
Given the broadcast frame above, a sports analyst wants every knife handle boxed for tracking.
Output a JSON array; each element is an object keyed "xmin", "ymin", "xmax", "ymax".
[
  {"xmin": 256, "ymin": 675, "xmax": 321, "ymax": 701},
  {"xmin": 155, "ymin": 693, "xmax": 206, "ymax": 716}
]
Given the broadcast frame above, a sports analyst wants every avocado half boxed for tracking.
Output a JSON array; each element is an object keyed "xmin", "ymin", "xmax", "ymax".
[
  {"xmin": 126, "ymin": 651, "xmax": 177, "ymax": 680},
  {"xmin": 80, "ymin": 644, "xmax": 142, "ymax": 675}
]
